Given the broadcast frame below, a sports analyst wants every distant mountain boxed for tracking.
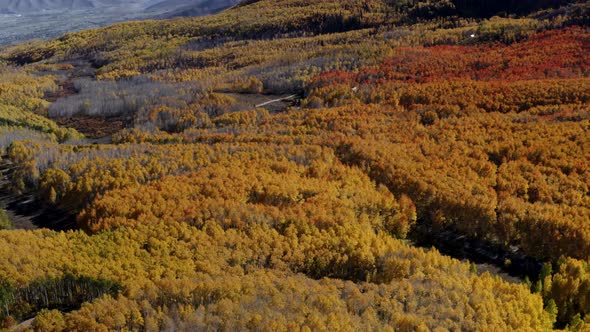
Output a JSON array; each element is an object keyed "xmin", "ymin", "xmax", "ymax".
[
  {"xmin": 147, "ymin": 0, "xmax": 239, "ymax": 18},
  {"xmin": 0, "ymin": 0, "xmax": 118, "ymax": 14},
  {"xmin": 0, "ymin": 0, "xmax": 238, "ymax": 14},
  {"xmin": 0, "ymin": 0, "xmax": 238, "ymax": 45}
]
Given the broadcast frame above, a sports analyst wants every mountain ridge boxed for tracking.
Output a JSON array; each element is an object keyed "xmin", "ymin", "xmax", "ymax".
[
  {"xmin": 0, "ymin": 0, "xmax": 239, "ymax": 14},
  {"xmin": 0, "ymin": 0, "xmax": 240, "ymax": 45}
]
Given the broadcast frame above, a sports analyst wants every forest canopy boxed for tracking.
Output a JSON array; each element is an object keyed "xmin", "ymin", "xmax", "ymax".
[{"xmin": 0, "ymin": 0, "xmax": 589, "ymax": 331}]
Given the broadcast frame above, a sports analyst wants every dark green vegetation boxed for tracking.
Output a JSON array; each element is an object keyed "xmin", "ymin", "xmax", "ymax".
[
  {"xmin": 0, "ymin": 210, "xmax": 10, "ymax": 230},
  {"xmin": 0, "ymin": 274, "xmax": 122, "ymax": 324},
  {"xmin": 0, "ymin": 0, "xmax": 589, "ymax": 330}
]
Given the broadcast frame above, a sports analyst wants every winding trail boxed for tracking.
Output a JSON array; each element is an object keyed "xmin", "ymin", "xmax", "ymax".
[{"xmin": 255, "ymin": 94, "xmax": 298, "ymax": 108}]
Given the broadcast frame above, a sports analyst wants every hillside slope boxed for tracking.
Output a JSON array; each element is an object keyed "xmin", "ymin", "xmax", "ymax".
[{"xmin": 0, "ymin": 0, "xmax": 589, "ymax": 330}]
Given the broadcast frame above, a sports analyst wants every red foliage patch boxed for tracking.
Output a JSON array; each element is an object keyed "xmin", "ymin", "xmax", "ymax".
[{"xmin": 311, "ymin": 27, "xmax": 590, "ymax": 87}]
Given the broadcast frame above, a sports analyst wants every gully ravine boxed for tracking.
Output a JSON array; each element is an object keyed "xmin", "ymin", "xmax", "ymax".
[{"xmin": 0, "ymin": 156, "xmax": 76, "ymax": 231}]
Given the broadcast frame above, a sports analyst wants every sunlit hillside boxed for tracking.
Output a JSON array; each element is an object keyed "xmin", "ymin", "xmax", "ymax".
[{"xmin": 0, "ymin": 0, "xmax": 589, "ymax": 330}]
